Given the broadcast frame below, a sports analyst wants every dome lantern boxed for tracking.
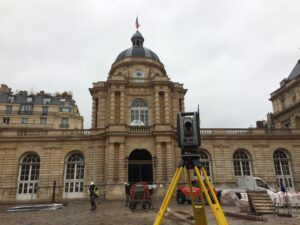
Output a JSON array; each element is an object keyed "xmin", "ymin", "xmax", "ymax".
[{"xmin": 114, "ymin": 30, "xmax": 161, "ymax": 63}]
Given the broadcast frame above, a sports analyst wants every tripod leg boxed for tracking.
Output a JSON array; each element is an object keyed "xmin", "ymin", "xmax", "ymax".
[
  {"xmin": 187, "ymin": 169, "xmax": 207, "ymax": 225},
  {"xmin": 194, "ymin": 166, "xmax": 228, "ymax": 225},
  {"xmin": 153, "ymin": 166, "xmax": 184, "ymax": 225}
]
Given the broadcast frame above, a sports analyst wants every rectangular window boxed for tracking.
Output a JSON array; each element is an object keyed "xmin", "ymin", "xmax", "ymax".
[
  {"xmin": 20, "ymin": 104, "xmax": 33, "ymax": 115},
  {"xmin": 60, "ymin": 117, "xmax": 69, "ymax": 128},
  {"xmin": 42, "ymin": 106, "xmax": 48, "ymax": 115},
  {"xmin": 60, "ymin": 107, "xmax": 72, "ymax": 112},
  {"xmin": 21, "ymin": 118, "xmax": 28, "ymax": 124},
  {"xmin": 5, "ymin": 105, "xmax": 12, "ymax": 114},
  {"xmin": 3, "ymin": 117, "xmax": 10, "ymax": 124},
  {"xmin": 40, "ymin": 117, "xmax": 47, "ymax": 125}
]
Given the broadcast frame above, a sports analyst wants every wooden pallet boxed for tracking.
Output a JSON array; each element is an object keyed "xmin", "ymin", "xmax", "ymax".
[{"xmin": 247, "ymin": 191, "xmax": 274, "ymax": 214}]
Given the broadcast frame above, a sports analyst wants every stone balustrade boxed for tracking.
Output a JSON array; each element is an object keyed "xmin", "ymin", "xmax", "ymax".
[{"xmin": 0, "ymin": 127, "xmax": 299, "ymax": 138}]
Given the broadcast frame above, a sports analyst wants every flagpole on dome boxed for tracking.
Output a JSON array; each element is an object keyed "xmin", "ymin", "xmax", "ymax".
[{"xmin": 135, "ymin": 16, "xmax": 140, "ymax": 30}]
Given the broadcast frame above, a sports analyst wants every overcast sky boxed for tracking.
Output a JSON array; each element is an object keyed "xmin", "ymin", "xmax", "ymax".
[{"xmin": 1, "ymin": 0, "xmax": 300, "ymax": 129}]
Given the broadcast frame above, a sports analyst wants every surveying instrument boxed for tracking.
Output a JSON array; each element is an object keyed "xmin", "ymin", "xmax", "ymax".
[{"xmin": 153, "ymin": 111, "xmax": 228, "ymax": 225}]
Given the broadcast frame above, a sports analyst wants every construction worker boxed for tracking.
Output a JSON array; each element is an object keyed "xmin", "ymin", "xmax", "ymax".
[
  {"xmin": 88, "ymin": 181, "xmax": 98, "ymax": 210},
  {"xmin": 125, "ymin": 182, "xmax": 131, "ymax": 206}
]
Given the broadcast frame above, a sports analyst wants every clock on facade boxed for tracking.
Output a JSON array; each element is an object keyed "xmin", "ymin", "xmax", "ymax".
[{"xmin": 133, "ymin": 70, "xmax": 144, "ymax": 78}]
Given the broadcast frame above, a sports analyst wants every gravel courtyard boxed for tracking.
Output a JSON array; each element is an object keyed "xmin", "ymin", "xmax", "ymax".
[{"xmin": 0, "ymin": 199, "xmax": 299, "ymax": 225}]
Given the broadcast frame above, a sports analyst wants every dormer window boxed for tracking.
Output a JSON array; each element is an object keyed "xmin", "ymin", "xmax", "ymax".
[
  {"xmin": 27, "ymin": 97, "xmax": 33, "ymax": 103},
  {"xmin": 43, "ymin": 98, "xmax": 51, "ymax": 105},
  {"xmin": 8, "ymin": 96, "xmax": 15, "ymax": 102}
]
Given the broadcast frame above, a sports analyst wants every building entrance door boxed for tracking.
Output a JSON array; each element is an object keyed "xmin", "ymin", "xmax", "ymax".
[{"xmin": 128, "ymin": 149, "xmax": 153, "ymax": 184}]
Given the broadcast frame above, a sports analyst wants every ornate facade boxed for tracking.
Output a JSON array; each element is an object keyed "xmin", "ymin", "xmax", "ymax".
[
  {"xmin": 0, "ymin": 30, "xmax": 300, "ymax": 203},
  {"xmin": 269, "ymin": 60, "xmax": 300, "ymax": 128}
]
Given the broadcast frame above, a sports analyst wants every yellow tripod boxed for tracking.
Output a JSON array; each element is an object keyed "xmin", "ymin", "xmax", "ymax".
[{"xmin": 153, "ymin": 158, "xmax": 228, "ymax": 225}]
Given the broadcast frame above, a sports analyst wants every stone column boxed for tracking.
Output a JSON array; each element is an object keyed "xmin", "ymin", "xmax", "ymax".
[
  {"xmin": 118, "ymin": 143, "xmax": 125, "ymax": 182},
  {"xmin": 166, "ymin": 142, "xmax": 175, "ymax": 181},
  {"xmin": 110, "ymin": 91, "xmax": 115, "ymax": 124}
]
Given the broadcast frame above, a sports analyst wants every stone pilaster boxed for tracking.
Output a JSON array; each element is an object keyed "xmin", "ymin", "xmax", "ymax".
[
  {"xmin": 98, "ymin": 95, "xmax": 106, "ymax": 128},
  {"xmin": 106, "ymin": 143, "xmax": 115, "ymax": 183},
  {"xmin": 164, "ymin": 90, "xmax": 170, "ymax": 123},
  {"xmin": 118, "ymin": 143, "xmax": 125, "ymax": 182},
  {"xmin": 91, "ymin": 98, "xmax": 97, "ymax": 128},
  {"xmin": 120, "ymin": 90, "xmax": 125, "ymax": 124},
  {"xmin": 155, "ymin": 89, "xmax": 160, "ymax": 123},
  {"xmin": 109, "ymin": 91, "xmax": 115, "ymax": 124},
  {"xmin": 155, "ymin": 143, "xmax": 163, "ymax": 182},
  {"xmin": 166, "ymin": 142, "xmax": 175, "ymax": 181}
]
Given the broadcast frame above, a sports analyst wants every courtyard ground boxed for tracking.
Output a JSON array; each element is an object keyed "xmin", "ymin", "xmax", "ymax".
[{"xmin": 0, "ymin": 199, "xmax": 299, "ymax": 225}]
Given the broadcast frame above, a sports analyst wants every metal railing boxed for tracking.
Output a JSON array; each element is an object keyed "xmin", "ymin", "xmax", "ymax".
[
  {"xmin": 0, "ymin": 110, "xmax": 76, "ymax": 116},
  {"xmin": 0, "ymin": 123, "xmax": 54, "ymax": 128}
]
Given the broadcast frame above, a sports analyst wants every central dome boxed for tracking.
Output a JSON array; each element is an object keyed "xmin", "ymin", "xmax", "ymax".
[{"xmin": 115, "ymin": 31, "xmax": 161, "ymax": 63}]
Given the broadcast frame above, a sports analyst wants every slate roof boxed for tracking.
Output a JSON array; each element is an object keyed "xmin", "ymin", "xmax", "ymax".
[
  {"xmin": 280, "ymin": 59, "xmax": 300, "ymax": 87},
  {"xmin": 288, "ymin": 59, "xmax": 300, "ymax": 80},
  {"xmin": 115, "ymin": 31, "xmax": 161, "ymax": 63}
]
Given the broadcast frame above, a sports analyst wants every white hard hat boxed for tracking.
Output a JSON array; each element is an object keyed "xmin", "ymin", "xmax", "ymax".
[{"xmin": 91, "ymin": 181, "xmax": 94, "ymax": 185}]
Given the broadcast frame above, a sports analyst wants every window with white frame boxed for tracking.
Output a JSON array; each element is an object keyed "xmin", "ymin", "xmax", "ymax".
[
  {"xmin": 20, "ymin": 104, "xmax": 33, "ymax": 114},
  {"xmin": 130, "ymin": 98, "xmax": 148, "ymax": 126},
  {"xmin": 233, "ymin": 149, "xmax": 252, "ymax": 176},
  {"xmin": 17, "ymin": 153, "xmax": 40, "ymax": 197},
  {"xmin": 199, "ymin": 150, "xmax": 211, "ymax": 177},
  {"xmin": 194, "ymin": 150, "xmax": 212, "ymax": 182},
  {"xmin": 64, "ymin": 153, "xmax": 85, "ymax": 196},
  {"xmin": 273, "ymin": 149, "xmax": 294, "ymax": 189}
]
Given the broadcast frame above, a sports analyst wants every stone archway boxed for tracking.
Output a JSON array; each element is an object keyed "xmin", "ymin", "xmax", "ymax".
[{"xmin": 128, "ymin": 149, "xmax": 153, "ymax": 184}]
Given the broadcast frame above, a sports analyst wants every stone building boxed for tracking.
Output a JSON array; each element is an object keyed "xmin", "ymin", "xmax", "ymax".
[
  {"xmin": 269, "ymin": 60, "xmax": 300, "ymax": 128},
  {"xmin": 0, "ymin": 30, "xmax": 300, "ymax": 203},
  {"xmin": 0, "ymin": 84, "xmax": 83, "ymax": 129}
]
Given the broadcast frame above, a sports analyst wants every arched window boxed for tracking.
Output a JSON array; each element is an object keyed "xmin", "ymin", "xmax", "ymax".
[
  {"xmin": 193, "ymin": 150, "xmax": 213, "ymax": 182},
  {"xmin": 233, "ymin": 150, "xmax": 251, "ymax": 176},
  {"xmin": 273, "ymin": 149, "xmax": 294, "ymax": 189},
  {"xmin": 64, "ymin": 152, "xmax": 85, "ymax": 198},
  {"xmin": 199, "ymin": 150, "xmax": 211, "ymax": 177},
  {"xmin": 131, "ymin": 98, "xmax": 148, "ymax": 126},
  {"xmin": 17, "ymin": 153, "xmax": 40, "ymax": 200}
]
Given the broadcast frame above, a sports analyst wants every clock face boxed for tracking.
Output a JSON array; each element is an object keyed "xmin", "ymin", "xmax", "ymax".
[{"xmin": 134, "ymin": 70, "xmax": 144, "ymax": 78}]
